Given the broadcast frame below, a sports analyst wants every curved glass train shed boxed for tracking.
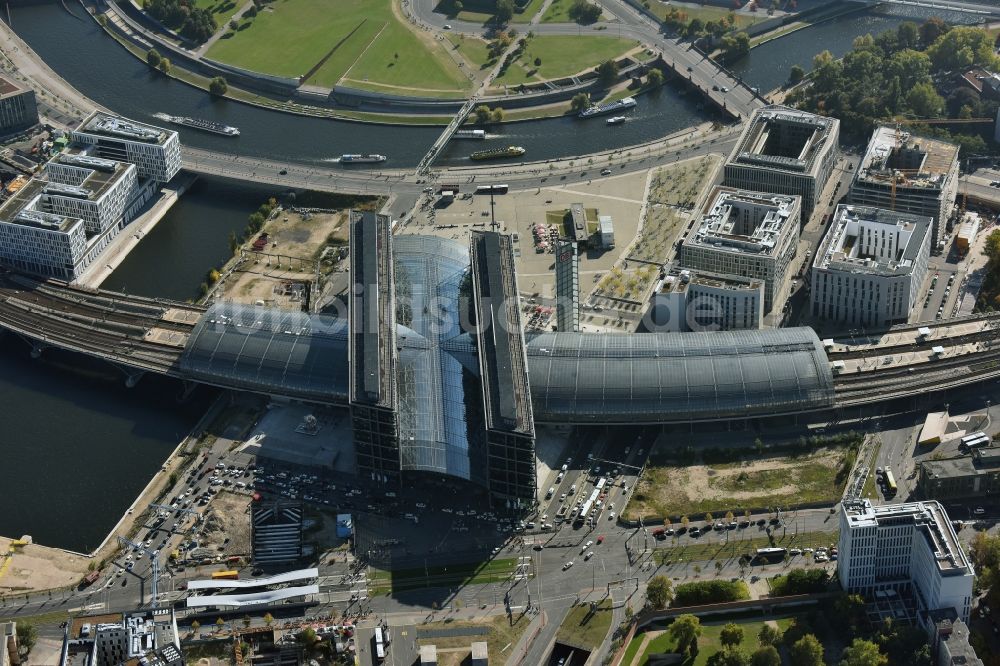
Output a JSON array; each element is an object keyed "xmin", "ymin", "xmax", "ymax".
[
  {"xmin": 526, "ymin": 328, "xmax": 834, "ymax": 423},
  {"xmin": 180, "ymin": 303, "xmax": 350, "ymax": 403}
]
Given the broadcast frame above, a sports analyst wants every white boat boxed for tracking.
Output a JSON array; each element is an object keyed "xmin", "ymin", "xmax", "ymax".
[
  {"xmin": 340, "ymin": 154, "xmax": 387, "ymax": 163},
  {"xmin": 606, "ymin": 116, "xmax": 627, "ymax": 125}
]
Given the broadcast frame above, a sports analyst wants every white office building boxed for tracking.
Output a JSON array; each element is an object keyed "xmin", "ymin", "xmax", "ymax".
[
  {"xmin": 849, "ymin": 126, "xmax": 959, "ymax": 250},
  {"xmin": 650, "ymin": 268, "xmax": 763, "ymax": 331},
  {"xmin": 679, "ymin": 187, "xmax": 800, "ymax": 313},
  {"xmin": 723, "ymin": 105, "xmax": 839, "ymax": 218},
  {"xmin": 71, "ymin": 112, "xmax": 181, "ymax": 183},
  {"xmin": 810, "ymin": 204, "xmax": 931, "ymax": 329},
  {"xmin": 838, "ymin": 500, "xmax": 974, "ymax": 627}
]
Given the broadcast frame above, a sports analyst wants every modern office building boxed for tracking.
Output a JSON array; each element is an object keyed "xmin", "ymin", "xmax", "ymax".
[
  {"xmin": 251, "ymin": 499, "xmax": 304, "ymax": 566},
  {"xmin": 650, "ymin": 268, "xmax": 763, "ymax": 331},
  {"xmin": 838, "ymin": 500, "xmax": 974, "ymax": 626},
  {"xmin": 597, "ymin": 215, "xmax": 615, "ymax": 249},
  {"xmin": 71, "ymin": 112, "xmax": 181, "ymax": 183},
  {"xmin": 919, "ymin": 446, "xmax": 1000, "ymax": 500},
  {"xmin": 810, "ymin": 204, "xmax": 931, "ymax": 329},
  {"xmin": 849, "ymin": 126, "xmax": 959, "ymax": 249},
  {"xmin": 554, "ymin": 239, "xmax": 580, "ymax": 333},
  {"xmin": 61, "ymin": 610, "xmax": 180, "ymax": 666},
  {"xmin": 679, "ymin": 187, "xmax": 800, "ymax": 312},
  {"xmin": 0, "ymin": 75, "xmax": 37, "ymax": 136},
  {"xmin": 723, "ymin": 105, "xmax": 839, "ymax": 217}
]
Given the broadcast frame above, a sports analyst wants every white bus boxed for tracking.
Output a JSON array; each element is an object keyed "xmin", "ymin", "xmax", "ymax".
[{"xmin": 373, "ymin": 626, "xmax": 386, "ymax": 662}]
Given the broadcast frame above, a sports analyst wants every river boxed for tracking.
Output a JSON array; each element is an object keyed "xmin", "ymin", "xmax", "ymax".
[{"xmin": 0, "ymin": 0, "xmax": 980, "ymax": 551}]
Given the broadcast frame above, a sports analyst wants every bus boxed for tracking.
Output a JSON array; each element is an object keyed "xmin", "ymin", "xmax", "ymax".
[
  {"xmin": 883, "ymin": 469, "xmax": 897, "ymax": 496},
  {"xmin": 211, "ymin": 570, "xmax": 239, "ymax": 580},
  {"xmin": 373, "ymin": 626, "xmax": 387, "ymax": 662},
  {"xmin": 475, "ymin": 184, "xmax": 509, "ymax": 195},
  {"xmin": 752, "ymin": 547, "xmax": 787, "ymax": 563},
  {"xmin": 960, "ymin": 432, "xmax": 990, "ymax": 450},
  {"xmin": 595, "ymin": 477, "xmax": 607, "ymax": 493}
]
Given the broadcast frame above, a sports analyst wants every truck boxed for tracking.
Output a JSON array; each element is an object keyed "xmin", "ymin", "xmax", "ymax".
[
  {"xmin": 81, "ymin": 570, "xmax": 100, "ymax": 587},
  {"xmin": 211, "ymin": 570, "xmax": 239, "ymax": 580}
]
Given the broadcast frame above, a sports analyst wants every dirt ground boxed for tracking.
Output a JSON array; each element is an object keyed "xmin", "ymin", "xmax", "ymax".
[
  {"xmin": 198, "ymin": 491, "xmax": 252, "ymax": 560},
  {"xmin": 219, "ymin": 209, "xmax": 349, "ymax": 307},
  {"xmin": 0, "ymin": 536, "xmax": 91, "ymax": 594},
  {"xmin": 627, "ymin": 447, "xmax": 847, "ymax": 520}
]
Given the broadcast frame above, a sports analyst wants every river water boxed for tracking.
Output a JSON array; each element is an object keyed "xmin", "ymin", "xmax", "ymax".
[{"xmin": 0, "ymin": 1, "xmax": 976, "ymax": 550}]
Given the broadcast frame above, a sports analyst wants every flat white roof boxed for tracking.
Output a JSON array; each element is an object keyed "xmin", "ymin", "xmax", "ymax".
[
  {"xmin": 185, "ymin": 584, "xmax": 319, "ymax": 608},
  {"xmin": 186, "ymin": 567, "xmax": 318, "ymax": 591}
]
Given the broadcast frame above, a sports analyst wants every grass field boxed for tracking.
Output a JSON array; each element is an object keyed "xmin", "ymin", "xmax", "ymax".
[
  {"xmin": 651, "ymin": 529, "xmax": 838, "ymax": 566},
  {"xmin": 512, "ymin": 0, "xmax": 547, "ymax": 22},
  {"xmin": 621, "ymin": 616, "xmax": 798, "ymax": 666},
  {"xmin": 556, "ymin": 598, "xmax": 615, "ymax": 649},
  {"xmin": 415, "ymin": 614, "xmax": 532, "ymax": 666},
  {"xmin": 205, "ymin": 0, "xmax": 470, "ymax": 94},
  {"xmin": 448, "ymin": 35, "xmax": 494, "ymax": 72},
  {"xmin": 495, "ymin": 35, "xmax": 637, "ymax": 86},
  {"xmin": 368, "ymin": 558, "xmax": 522, "ymax": 595},
  {"xmin": 192, "ymin": 0, "xmax": 244, "ymax": 23},
  {"xmin": 540, "ymin": 0, "xmax": 587, "ymax": 23}
]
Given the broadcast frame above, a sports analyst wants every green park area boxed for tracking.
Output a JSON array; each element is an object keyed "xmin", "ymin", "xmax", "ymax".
[
  {"xmin": 192, "ymin": 0, "xmax": 244, "ymax": 24},
  {"xmin": 434, "ymin": 0, "xmax": 545, "ymax": 23},
  {"xmin": 205, "ymin": 0, "xmax": 470, "ymax": 94},
  {"xmin": 495, "ymin": 35, "xmax": 638, "ymax": 86},
  {"xmin": 556, "ymin": 598, "xmax": 615, "ymax": 650},
  {"xmin": 621, "ymin": 616, "xmax": 798, "ymax": 666}
]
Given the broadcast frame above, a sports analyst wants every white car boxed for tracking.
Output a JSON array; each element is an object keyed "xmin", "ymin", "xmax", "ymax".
[
  {"xmin": 585, "ymin": 540, "xmax": 593, "ymax": 549},
  {"xmin": 584, "ymin": 551, "xmax": 594, "ymax": 561},
  {"xmin": 443, "ymin": 23, "xmax": 452, "ymax": 29},
  {"xmin": 563, "ymin": 561, "xmax": 574, "ymax": 570}
]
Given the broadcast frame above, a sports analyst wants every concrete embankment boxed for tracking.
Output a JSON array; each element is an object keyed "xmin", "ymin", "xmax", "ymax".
[{"xmin": 78, "ymin": 173, "xmax": 198, "ymax": 289}]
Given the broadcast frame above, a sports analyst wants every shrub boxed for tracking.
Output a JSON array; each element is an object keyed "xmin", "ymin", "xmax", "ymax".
[{"xmin": 673, "ymin": 580, "xmax": 750, "ymax": 607}]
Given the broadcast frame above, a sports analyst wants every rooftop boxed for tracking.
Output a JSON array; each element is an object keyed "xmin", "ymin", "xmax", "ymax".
[
  {"xmin": 814, "ymin": 205, "xmax": 930, "ymax": 277},
  {"xmin": 471, "ymin": 231, "xmax": 534, "ymax": 436},
  {"xmin": 659, "ymin": 268, "xmax": 762, "ymax": 294},
  {"xmin": 686, "ymin": 187, "xmax": 799, "ymax": 256},
  {"xmin": 728, "ymin": 105, "xmax": 838, "ymax": 176},
  {"xmin": 922, "ymin": 445, "xmax": 1000, "ymax": 480},
  {"xmin": 0, "ymin": 179, "xmax": 84, "ymax": 233},
  {"xmin": 0, "ymin": 73, "xmax": 22, "ymax": 98},
  {"xmin": 842, "ymin": 499, "xmax": 972, "ymax": 574},
  {"xmin": 75, "ymin": 111, "xmax": 172, "ymax": 146},
  {"xmin": 856, "ymin": 126, "xmax": 959, "ymax": 192}
]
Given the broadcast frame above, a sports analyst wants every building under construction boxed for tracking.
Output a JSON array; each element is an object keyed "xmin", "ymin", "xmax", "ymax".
[{"xmin": 848, "ymin": 126, "xmax": 959, "ymax": 252}]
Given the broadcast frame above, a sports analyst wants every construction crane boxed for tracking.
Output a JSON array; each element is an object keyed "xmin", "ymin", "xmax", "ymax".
[{"xmin": 117, "ymin": 535, "xmax": 161, "ymax": 608}]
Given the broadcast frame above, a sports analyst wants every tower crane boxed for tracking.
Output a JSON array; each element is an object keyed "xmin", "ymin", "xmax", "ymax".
[{"xmin": 117, "ymin": 535, "xmax": 161, "ymax": 608}]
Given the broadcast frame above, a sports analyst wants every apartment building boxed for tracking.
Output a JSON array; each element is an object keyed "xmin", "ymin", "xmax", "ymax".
[
  {"xmin": 679, "ymin": 187, "xmax": 800, "ymax": 313},
  {"xmin": 849, "ymin": 126, "xmax": 959, "ymax": 250},
  {"xmin": 810, "ymin": 204, "xmax": 931, "ymax": 329},
  {"xmin": 838, "ymin": 500, "xmax": 974, "ymax": 627},
  {"xmin": 723, "ymin": 105, "xmax": 839, "ymax": 218}
]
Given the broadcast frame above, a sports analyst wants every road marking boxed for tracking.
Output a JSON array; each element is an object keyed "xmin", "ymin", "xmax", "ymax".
[{"xmin": 544, "ymin": 187, "xmax": 642, "ymax": 205}]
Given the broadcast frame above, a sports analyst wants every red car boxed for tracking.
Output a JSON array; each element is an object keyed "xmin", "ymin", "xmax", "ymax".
[{"xmin": 596, "ymin": 535, "xmax": 604, "ymax": 545}]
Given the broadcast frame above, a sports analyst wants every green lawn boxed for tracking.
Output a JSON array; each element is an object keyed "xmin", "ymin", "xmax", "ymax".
[
  {"xmin": 496, "ymin": 35, "xmax": 637, "ymax": 85},
  {"xmin": 512, "ymin": 0, "xmax": 547, "ymax": 22},
  {"xmin": 368, "ymin": 558, "xmax": 522, "ymax": 595},
  {"xmin": 540, "ymin": 0, "xmax": 579, "ymax": 23},
  {"xmin": 651, "ymin": 530, "xmax": 838, "ymax": 567},
  {"xmin": 448, "ymin": 35, "xmax": 494, "ymax": 72},
  {"xmin": 556, "ymin": 599, "xmax": 615, "ymax": 649},
  {"xmin": 626, "ymin": 616, "xmax": 798, "ymax": 666},
  {"xmin": 205, "ymin": 0, "xmax": 470, "ymax": 94},
  {"xmin": 192, "ymin": 0, "xmax": 244, "ymax": 24}
]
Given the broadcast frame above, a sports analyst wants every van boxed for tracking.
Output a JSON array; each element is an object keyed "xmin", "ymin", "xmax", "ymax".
[
  {"xmin": 546, "ymin": 486, "xmax": 555, "ymax": 499},
  {"xmin": 570, "ymin": 484, "xmax": 577, "ymax": 493},
  {"xmin": 561, "ymin": 464, "xmax": 568, "ymax": 472}
]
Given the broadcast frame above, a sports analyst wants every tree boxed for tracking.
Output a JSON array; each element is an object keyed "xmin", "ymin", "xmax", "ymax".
[
  {"xmin": 752, "ymin": 646, "xmax": 781, "ymax": 666},
  {"xmin": 474, "ymin": 104, "xmax": 492, "ymax": 124},
  {"xmin": 298, "ymin": 627, "xmax": 318, "ymax": 645},
  {"xmin": 534, "ymin": 56, "xmax": 541, "ymax": 67},
  {"xmin": 720, "ymin": 623, "xmax": 745, "ymax": 649},
  {"xmin": 669, "ymin": 614, "xmax": 703, "ymax": 655},
  {"xmin": 705, "ymin": 512, "xmax": 714, "ymax": 524},
  {"xmin": 570, "ymin": 92, "xmax": 591, "ymax": 112},
  {"xmin": 681, "ymin": 515, "xmax": 690, "ymax": 530},
  {"xmin": 229, "ymin": 18, "xmax": 238, "ymax": 29},
  {"xmin": 209, "ymin": 76, "xmax": 228, "ymax": 96},
  {"xmin": 926, "ymin": 26, "xmax": 997, "ymax": 72},
  {"xmin": 840, "ymin": 639, "xmax": 887, "ymax": 666},
  {"xmin": 490, "ymin": 107, "xmax": 504, "ymax": 123},
  {"xmin": 758, "ymin": 625, "xmax": 782, "ymax": 648},
  {"xmin": 242, "ymin": 614, "xmax": 251, "ymax": 628},
  {"xmin": 16, "ymin": 623, "xmax": 37, "ymax": 658},
  {"xmin": 708, "ymin": 649, "xmax": 751, "ymax": 666},
  {"xmin": 568, "ymin": 0, "xmax": 602, "ymax": 24},
  {"xmin": 984, "ymin": 230, "xmax": 1000, "ymax": 265},
  {"xmin": 720, "ymin": 31, "xmax": 750, "ymax": 62},
  {"xmin": 158, "ymin": 58, "xmax": 171, "ymax": 74},
  {"xmin": 190, "ymin": 620, "xmax": 201, "ymax": 635},
  {"xmin": 596, "ymin": 59, "xmax": 618, "ymax": 87},
  {"xmin": 789, "ymin": 64, "xmax": 805, "ymax": 84},
  {"xmin": 905, "ymin": 81, "xmax": 944, "ymax": 117},
  {"xmin": 790, "ymin": 634, "xmax": 824, "ymax": 666},
  {"xmin": 897, "ymin": 21, "xmax": 919, "ymax": 49},
  {"xmin": 215, "ymin": 617, "xmax": 225, "ymax": 632},
  {"xmin": 919, "ymin": 17, "xmax": 949, "ymax": 48},
  {"xmin": 647, "ymin": 68, "xmax": 664, "ymax": 88},
  {"xmin": 686, "ymin": 18, "xmax": 705, "ymax": 38},
  {"xmin": 646, "ymin": 575, "xmax": 674, "ymax": 609},
  {"xmin": 146, "ymin": 48, "xmax": 162, "ymax": 68},
  {"xmin": 495, "ymin": 0, "xmax": 515, "ymax": 24},
  {"xmin": 263, "ymin": 612, "xmax": 274, "ymax": 627}
]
